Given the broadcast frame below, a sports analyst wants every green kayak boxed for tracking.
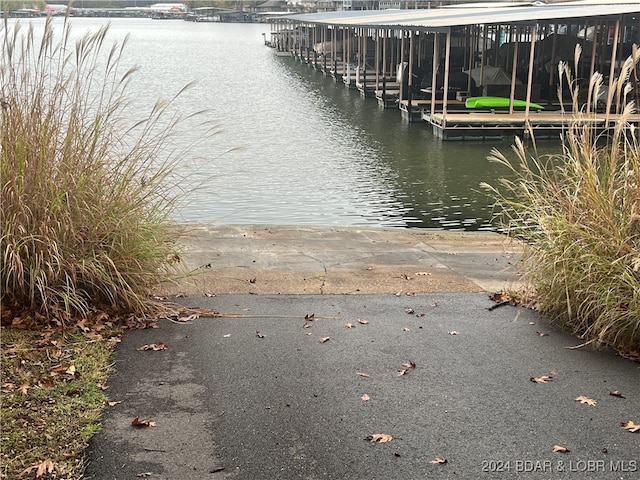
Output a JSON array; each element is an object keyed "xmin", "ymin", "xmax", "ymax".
[{"xmin": 465, "ymin": 96, "xmax": 544, "ymax": 110}]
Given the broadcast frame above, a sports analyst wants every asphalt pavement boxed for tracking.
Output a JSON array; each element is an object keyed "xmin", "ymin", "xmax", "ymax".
[{"xmin": 84, "ymin": 226, "xmax": 640, "ymax": 480}]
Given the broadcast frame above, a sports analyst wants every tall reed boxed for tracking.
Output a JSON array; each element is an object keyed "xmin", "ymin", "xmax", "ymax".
[
  {"xmin": 483, "ymin": 46, "xmax": 640, "ymax": 353},
  {"xmin": 1, "ymin": 17, "xmax": 198, "ymax": 318}
]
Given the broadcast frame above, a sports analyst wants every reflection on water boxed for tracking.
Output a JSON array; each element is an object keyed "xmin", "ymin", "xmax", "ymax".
[{"xmin": 9, "ymin": 18, "xmax": 534, "ymax": 230}]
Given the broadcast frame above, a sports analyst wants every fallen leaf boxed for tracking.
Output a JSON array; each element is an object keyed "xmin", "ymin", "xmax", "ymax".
[
  {"xmin": 610, "ymin": 390, "xmax": 626, "ymax": 398},
  {"xmin": 398, "ymin": 361, "xmax": 416, "ymax": 376},
  {"xmin": 575, "ymin": 395, "xmax": 596, "ymax": 406},
  {"xmin": 303, "ymin": 323, "xmax": 311, "ymax": 329},
  {"xmin": 394, "ymin": 291, "xmax": 402, "ymax": 297},
  {"xmin": 19, "ymin": 382, "xmax": 29, "ymax": 396},
  {"xmin": 177, "ymin": 313, "xmax": 199, "ymax": 322},
  {"xmin": 108, "ymin": 401, "xmax": 121, "ymax": 407},
  {"xmin": 304, "ymin": 313, "xmax": 316, "ymax": 321},
  {"xmin": 36, "ymin": 459, "xmax": 55, "ymax": 477},
  {"xmin": 249, "ymin": 277, "xmax": 257, "ymax": 283},
  {"xmin": 404, "ymin": 307, "xmax": 415, "ymax": 314},
  {"xmin": 431, "ymin": 299, "xmax": 439, "ymax": 307},
  {"xmin": 429, "ymin": 457, "xmax": 448, "ymax": 464},
  {"xmin": 536, "ymin": 331, "xmax": 549, "ymax": 337},
  {"xmin": 345, "ymin": 323, "xmax": 355, "ymax": 329},
  {"xmin": 406, "ymin": 291, "xmax": 416, "ymax": 296},
  {"xmin": 50, "ymin": 364, "xmax": 72, "ymax": 376},
  {"xmin": 366, "ymin": 433, "xmax": 393, "ymax": 443},
  {"xmin": 131, "ymin": 417, "xmax": 156, "ymax": 428},
  {"xmin": 357, "ymin": 319, "xmax": 369, "ymax": 325},
  {"xmin": 553, "ymin": 445, "xmax": 570, "ymax": 453},
  {"xmin": 530, "ymin": 375, "xmax": 552, "ymax": 383},
  {"xmin": 319, "ymin": 337, "xmax": 330, "ymax": 343},
  {"xmin": 356, "ymin": 372, "xmax": 370, "ymax": 378},
  {"xmin": 136, "ymin": 343, "xmax": 168, "ymax": 351},
  {"xmin": 402, "ymin": 327, "xmax": 411, "ymax": 332},
  {"xmin": 448, "ymin": 330, "xmax": 459, "ymax": 335},
  {"xmin": 361, "ymin": 394, "xmax": 370, "ymax": 401},
  {"xmin": 223, "ymin": 334, "xmax": 231, "ymax": 338},
  {"xmin": 1, "ymin": 382, "xmax": 16, "ymax": 393},
  {"xmin": 137, "ymin": 472, "xmax": 153, "ymax": 477},
  {"xmin": 621, "ymin": 420, "xmax": 640, "ymax": 433},
  {"xmin": 256, "ymin": 331, "xmax": 266, "ymax": 338}
]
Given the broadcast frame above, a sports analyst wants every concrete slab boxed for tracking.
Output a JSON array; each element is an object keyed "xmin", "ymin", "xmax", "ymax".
[{"xmin": 164, "ymin": 225, "xmax": 524, "ymax": 296}]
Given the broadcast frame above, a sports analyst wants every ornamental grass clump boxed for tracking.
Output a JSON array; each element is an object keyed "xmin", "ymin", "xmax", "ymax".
[
  {"xmin": 1, "ymin": 17, "xmax": 194, "ymax": 320},
  {"xmin": 483, "ymin": 45, "xmax": 640, "ymax": 354}
]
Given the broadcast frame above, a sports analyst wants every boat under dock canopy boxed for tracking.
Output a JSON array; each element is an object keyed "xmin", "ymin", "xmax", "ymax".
[{"xmin": 267, "ymin": 1, "xmax": 640, "ymax": 140}]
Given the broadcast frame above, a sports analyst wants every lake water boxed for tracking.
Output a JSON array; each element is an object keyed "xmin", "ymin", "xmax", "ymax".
[{"xmin": 7, "ymin": 17, "xmax": 529, "ymax": 230}]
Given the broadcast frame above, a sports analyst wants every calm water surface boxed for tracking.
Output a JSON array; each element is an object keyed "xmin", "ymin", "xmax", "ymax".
[{"xmin": 13, "ymin": 18, "xmax": 529, "ymax": 230}]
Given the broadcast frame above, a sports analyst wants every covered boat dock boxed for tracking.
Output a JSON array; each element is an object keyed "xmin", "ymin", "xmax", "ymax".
[{"xmin": 267, "ymin": 1, "xmax": 640, "ymax": 140}]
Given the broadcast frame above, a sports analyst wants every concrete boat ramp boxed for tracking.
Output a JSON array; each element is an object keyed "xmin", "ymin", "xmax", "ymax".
[{"xmin": 84, "ymin": 226, "xmax": 640, "ymax": 480}]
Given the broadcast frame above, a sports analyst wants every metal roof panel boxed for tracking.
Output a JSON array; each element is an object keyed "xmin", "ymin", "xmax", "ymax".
[{"xmin": 283, "ymin": 4, "xmax": 640, "ymax": 30}]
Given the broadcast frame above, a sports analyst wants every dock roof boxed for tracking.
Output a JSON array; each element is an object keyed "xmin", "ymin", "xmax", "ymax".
[{"xmin": 282, "ymin": 2, "xmax": 640, "ymax": 31}]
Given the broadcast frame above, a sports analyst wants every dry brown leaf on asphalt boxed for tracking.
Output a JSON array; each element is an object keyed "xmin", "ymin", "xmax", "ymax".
[
  {"xmin": 304, "ymin": 313, "xmax": 316, "ymax": 321},
  {"xmin": 136, "ymin": 473, "xmax": 153, "ymax": 478},
  {"xmin": 366, "ymin": 433, "xmax": 393, "ymax": 443},
  {"xmin": 249, "ymin": 277, "xmax": 257, "ymax": 284},
  {"xmin": 108, "ymin": 401, "xmax": 121, "ymax": 407},
  {"xmin": 136, "ymin": 343, "xmax": 168, "ymax": 351},
  {"xmin": 319, "ymin": 337, "xmax": 330, "ymax": 344},
  {"xmin": 448, "ymin": 331, "xmax": 459, "ymax": 335},
  {"xmin": 553, "ymin": 445, "xmax": 570, "ymax": 453},
  {"xmin": 356, "ymin": 372, "xmax": 370, "ymax": 378},
  {"xmin": 621, "ymin": 421, "xmax": 640, "ymax": 433},
  {"xmin": 398, "ymin": 361, "xmax": 417, "ymax": 376},
  {"xmin": 361, "ymin": 394, "xmax": 370, "ymax": 401},
  {"xmin": 429, "ymin": 457, "xmax": 448, "ymax": 464},
  {"xmin": 177, "ymin": 313, "xmax": 199, "ymax": 322},
  {"xmin": 610, "ymin": 390, "xmax": 626, "ymax": 398},
  {"xmin": 131, "ymin": 417, "xmax": 156, "ymax": 428},
  {"xmin": 404, "ymin": 307, "xmax": 415, "ymax": 314},
  {"xmin": 357, "ymin": 319, "xmax": 369, "ymax": 325},
  {"xmin": 345, "ymin": 323, "xmax": 355, "ymax": 329},
  {"xmin": 575, "ymin": 395, "xmax": 597, "ymax": 406},
  {"xmin": 402, "ymin": 327, "xmax": 411, "ymax": 332},
  {"xmin": 256, "ymin": 331, "xmax": 266, "ymax": 338},
  {"xmin": 530, "ymin": 375, "xmax": 552, "ymax": 383}
]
